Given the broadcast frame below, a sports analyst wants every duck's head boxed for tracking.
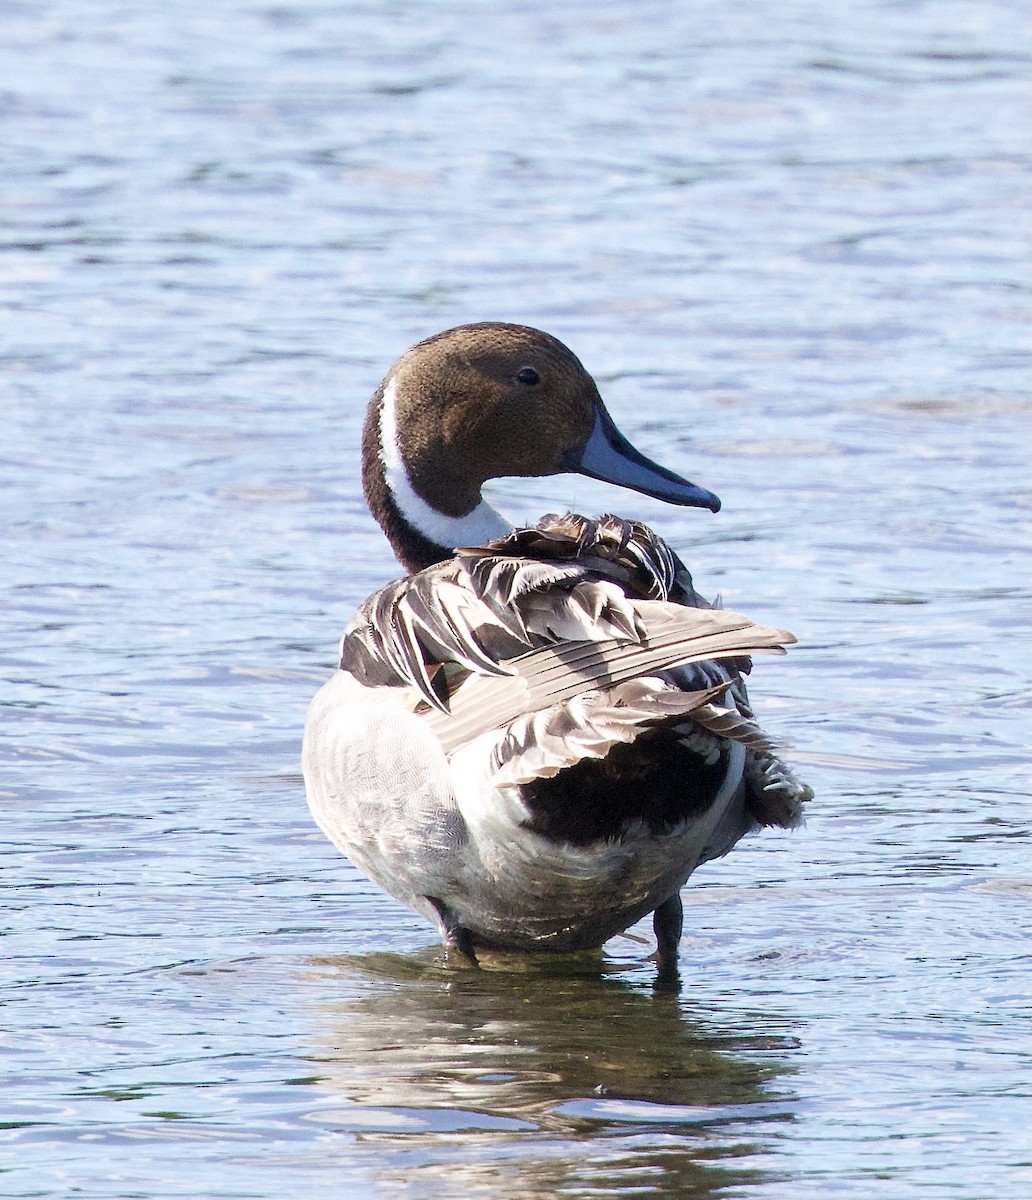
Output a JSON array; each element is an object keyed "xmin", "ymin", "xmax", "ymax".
[{"xmin": 362, "ymin": 322, "xmax": 721, "ymax": 572}]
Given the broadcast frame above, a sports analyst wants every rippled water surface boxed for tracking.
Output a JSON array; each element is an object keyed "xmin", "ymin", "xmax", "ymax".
[{"xmin": 2, "ymin": 1, "xmax": 1030, "ymax": 1196}]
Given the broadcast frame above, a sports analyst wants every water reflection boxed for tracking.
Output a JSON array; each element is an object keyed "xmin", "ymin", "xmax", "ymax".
[{"xmin": 302, "ymin": 950, "xmax": 801, "ymax": 1197}]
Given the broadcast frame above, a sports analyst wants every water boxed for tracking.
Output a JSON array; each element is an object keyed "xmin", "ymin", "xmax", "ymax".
[{"xmin": 2, "ymin": 0, "xmax": 1029, "ymax": 1195}]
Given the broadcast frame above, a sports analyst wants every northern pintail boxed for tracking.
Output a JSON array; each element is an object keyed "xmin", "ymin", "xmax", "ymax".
[{"xmin": 302, "ymin": 322, "xmax": 811, "ymax": 982}]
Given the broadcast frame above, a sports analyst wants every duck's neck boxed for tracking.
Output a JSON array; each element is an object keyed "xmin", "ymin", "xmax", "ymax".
[{"xmin": 362, "ymin": 378, "xmax": 513, "ymax": 573}]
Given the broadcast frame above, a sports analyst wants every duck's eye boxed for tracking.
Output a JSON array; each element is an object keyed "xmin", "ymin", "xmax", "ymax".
[{"xmin": 516, "ymin": 366, "xmax": 540, "ymax": 386}]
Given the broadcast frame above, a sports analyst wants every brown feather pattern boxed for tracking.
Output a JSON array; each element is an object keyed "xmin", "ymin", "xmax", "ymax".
[
  {"xmin": 340, "ymin": 513, "xmax": 792, "ymax": 742},
  {"xmin": 336, "ymin": 513, "xmax": 813, "ymax": 834}
]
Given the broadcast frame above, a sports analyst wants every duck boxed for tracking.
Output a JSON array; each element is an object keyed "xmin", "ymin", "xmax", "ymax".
[{"xmin": 302, "ymin": 322, "xmax": 811, "ymax": 984}]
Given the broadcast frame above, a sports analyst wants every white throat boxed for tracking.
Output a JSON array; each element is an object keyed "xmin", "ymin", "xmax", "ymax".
[{"xmin": 378, "ymin": 377, "xmax": 513, "ymax": 551}]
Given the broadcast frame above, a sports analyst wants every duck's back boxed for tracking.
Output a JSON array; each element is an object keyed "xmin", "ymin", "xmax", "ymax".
[{"xmin": 302, "ymin": 514, "xmax": 808, "ymax": 951}]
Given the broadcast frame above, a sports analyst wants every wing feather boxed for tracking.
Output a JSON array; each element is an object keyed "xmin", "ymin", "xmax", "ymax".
[
  {"xmin": 339, "ymin": 514, "xmax": 799, "ymax": 766},
  {"xmin": 423, "ymin": 605, "xmax": 794, "ymax": 754}
]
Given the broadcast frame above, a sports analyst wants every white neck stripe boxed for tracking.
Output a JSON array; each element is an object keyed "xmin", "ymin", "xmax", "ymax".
[{"xmin": 378, "ymin": 377, "xmax": 512, "ymax": 551}]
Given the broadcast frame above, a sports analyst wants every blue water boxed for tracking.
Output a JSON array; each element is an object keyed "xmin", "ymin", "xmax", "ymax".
[{"xmin": 2, "ymin": 1, "xmax": 1029, "ymax": 1196}]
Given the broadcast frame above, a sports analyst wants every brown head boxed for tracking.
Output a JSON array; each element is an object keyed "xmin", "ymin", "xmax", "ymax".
[{"xmin": 362, "ymin": 322, "xmax": 719, "ymax": 572}]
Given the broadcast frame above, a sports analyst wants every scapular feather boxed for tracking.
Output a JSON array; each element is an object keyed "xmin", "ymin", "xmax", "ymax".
[{"xmin": 339, "ymin": 513, "xmax": 792, "ymax": 739}]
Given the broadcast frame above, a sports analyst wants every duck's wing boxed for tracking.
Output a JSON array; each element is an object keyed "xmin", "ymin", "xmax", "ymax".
[
  {"xmin": 340, "ymin": 512, "xmax": 729, "ymax": 706},
  {"xmin": 339, "ymin": 512, "xmax": 810, "ymax": 827},
  {"xmin": 340, "ymin": 509, "xmax": 794, "ymax": 731},
  {"xmin": 421, "ymin": 602, "xmax": 794, "ymax": 754}
]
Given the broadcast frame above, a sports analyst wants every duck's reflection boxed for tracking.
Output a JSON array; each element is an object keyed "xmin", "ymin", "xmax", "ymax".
[{"xmin": 302, "ymin": 949, "xmax": 800, "ymax": 1198}]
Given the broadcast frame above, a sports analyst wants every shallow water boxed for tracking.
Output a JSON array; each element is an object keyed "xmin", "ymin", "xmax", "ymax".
[{"xmin": 2, "ymin": 0, "xmax": 1030, "ymax": 1196}]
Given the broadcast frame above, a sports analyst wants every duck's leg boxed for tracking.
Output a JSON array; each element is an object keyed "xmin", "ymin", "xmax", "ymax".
[
  {"xmin": 652, "ymin": 892, "xmax": 683, "ymax": 991},
  {"xmin": 426, "ymin": 896, "xmax": 479, "ymax": 967}
]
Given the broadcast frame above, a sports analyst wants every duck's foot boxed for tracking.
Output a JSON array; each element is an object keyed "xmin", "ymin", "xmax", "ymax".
[
  {"xmin": 426, "ymin": 896, "xmax": 480, "ymax": 967},
  {"xmin": 652, "ymin": 892, "xmax": 683, "ymax": 993}
]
